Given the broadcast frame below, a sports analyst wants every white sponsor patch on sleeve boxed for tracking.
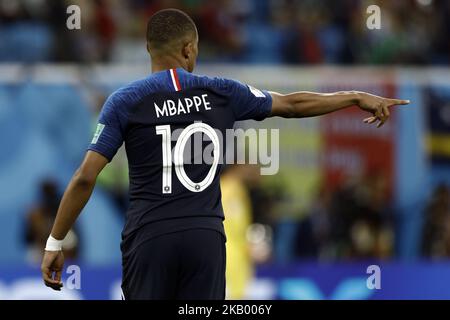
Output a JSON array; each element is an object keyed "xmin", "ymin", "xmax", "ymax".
[
  {"xmin": 248, "ymin": 85, "xmax": 266, "ymax": 98},
  {"xmin": 91, "ymin": 123, "xmax": 105, "ymax": 144}
]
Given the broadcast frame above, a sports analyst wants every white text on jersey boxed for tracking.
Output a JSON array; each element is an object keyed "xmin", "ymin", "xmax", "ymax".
[{"xmin": 154, "ymin": 94, "xmax": 212, "ymax": 118}]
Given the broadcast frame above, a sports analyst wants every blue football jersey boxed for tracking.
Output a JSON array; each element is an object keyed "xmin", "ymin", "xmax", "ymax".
[{"xmin": 88, "ymin": 67, "xmax": 272, "ymax": 253}]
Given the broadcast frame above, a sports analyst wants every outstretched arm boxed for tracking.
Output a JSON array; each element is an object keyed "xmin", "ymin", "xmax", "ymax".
[
  {"xmin": 41, "ymin": 150, "xmax": 108, "ymax": 290},
  {"xmin": 269, "ymin": 91, "xmax": 410, "ymax": 127}
]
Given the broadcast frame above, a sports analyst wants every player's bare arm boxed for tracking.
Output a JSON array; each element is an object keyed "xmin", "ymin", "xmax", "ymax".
[
  {"xmin": 41, "ymin": 150, "xmax": 108, "ymax": 290},
  {"xmin": 269, "ymin": 91, "xmax": 410, "ymax": 127}
]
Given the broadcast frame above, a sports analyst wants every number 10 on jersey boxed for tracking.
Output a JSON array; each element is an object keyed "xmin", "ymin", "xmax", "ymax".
[{"xmin": 156, "ymin": 123, "xmax": 220, "ymax": 194}]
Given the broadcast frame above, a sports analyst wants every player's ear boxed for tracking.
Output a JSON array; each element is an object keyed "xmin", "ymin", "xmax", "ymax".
[{"xmin": 182, "ymin": 42, "xmax": 193, "ymax": 60}]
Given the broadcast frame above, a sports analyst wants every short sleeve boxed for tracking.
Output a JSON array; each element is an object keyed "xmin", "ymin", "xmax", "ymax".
[
  {"xmin": 223, "ymin": 79, "xmax": 272, "ymax": 121},
  {"xmin": 87, "ymin": 93, "xmax": 127, "ymax": 161}
]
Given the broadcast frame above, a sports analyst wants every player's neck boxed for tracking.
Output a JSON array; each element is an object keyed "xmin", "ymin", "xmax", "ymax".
[{"xmin": 151, "ymin": 56, "xmax": 187, "ymax": 73}]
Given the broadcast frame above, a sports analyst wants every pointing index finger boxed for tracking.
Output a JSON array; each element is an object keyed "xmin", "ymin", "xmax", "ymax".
[{"xmin": 387, "ymin": 98, "xmax": 410, "ymax": 106}]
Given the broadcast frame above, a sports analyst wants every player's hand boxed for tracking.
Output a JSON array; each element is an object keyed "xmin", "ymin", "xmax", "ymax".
[
  {"xmin": 41, "ymin": 250, "xmax": 64, "ymax": 291},
  {"xmin": 357, "ymin": 92, "xmax": 410, "ymax": 128}
]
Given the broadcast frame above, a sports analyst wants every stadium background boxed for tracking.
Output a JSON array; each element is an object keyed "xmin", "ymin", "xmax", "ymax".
[{"xmin": 1, "ymin": 0, "xmax": 450, "ymax": 299}]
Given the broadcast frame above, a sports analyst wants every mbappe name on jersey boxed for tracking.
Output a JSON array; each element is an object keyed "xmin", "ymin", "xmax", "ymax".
[{"xmin": 154, "ymin": 93, "xmax": 212, "ymax": 118}]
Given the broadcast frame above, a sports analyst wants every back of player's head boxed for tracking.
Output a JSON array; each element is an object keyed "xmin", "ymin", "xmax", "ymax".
[{"xmin": 146, "ymin": 9, "xmax": 197, "ymax": 54}]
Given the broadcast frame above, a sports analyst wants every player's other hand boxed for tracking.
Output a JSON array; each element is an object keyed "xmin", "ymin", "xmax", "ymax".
[
  {"xmin": 41, "ymin": 250, "xmax": 64, "ymax": 291},
  {"xmin": 356, "ymin": 92, "xmax": 410, "ymax": 128}
]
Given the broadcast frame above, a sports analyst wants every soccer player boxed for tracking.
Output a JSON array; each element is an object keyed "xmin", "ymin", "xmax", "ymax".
[{"xmin": 41, "ymin": 8, "xmax": 409, "ymax": 299}]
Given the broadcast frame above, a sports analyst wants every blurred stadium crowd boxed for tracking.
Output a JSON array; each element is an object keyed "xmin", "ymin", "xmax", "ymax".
[
  {"xmin": 1, "ymin": 0, "xmax": 450, "ymax": 64},
  {"xmin": 1, "ymin": 0, "xmax": 450, "ymax": 279}
]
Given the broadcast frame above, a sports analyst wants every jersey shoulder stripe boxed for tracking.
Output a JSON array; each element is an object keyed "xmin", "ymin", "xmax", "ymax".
[{"xmin": 168, "ymin": 68, "xmax": 182, "ymax": 91}]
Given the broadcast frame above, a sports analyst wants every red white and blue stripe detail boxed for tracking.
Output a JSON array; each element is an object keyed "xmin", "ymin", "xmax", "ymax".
[{"xmin": 169, "ymin": 68, "xmax": 182, "ymax": 92}]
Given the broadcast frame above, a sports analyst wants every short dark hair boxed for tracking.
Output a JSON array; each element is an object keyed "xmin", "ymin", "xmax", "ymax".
[{"xmin": 146, "ymin": 9, "xmax": 197, "ymax": 52}]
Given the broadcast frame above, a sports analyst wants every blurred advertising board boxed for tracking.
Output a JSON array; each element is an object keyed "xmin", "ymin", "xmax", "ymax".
[
  {"xmin": 1, "ymin": 262, "xmax": 450, "ymax": 300},
  {"xmin": 320, "ymin": 83, "xmax": 397, "ymax": 198}
]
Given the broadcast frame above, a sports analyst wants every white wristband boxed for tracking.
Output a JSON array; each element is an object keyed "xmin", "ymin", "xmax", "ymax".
[{"xmin": 45, "ymin": 235, "xmax": 64, "ymax": 251}]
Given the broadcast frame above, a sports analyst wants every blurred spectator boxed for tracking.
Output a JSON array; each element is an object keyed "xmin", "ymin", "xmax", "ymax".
[
  {"xmin": 294, "ymin": 183, "xmax": 332, "ymax": 259},
  {"xmin": 221, "ymin": 164, "xmax": 254, "ymax": 299},
  {"xmin": 330, "ymin": 173, "xmax": 394, "ymax": 259},
  {"xmin": 196, "ymin": 0, "xmax": 245, "ymax": 61},
  {"xmin": 293, "ymin": 172, "xmax": 394, "ymax": 261},
  {"xmin": 421, "ymin": 184, "xmax": 450, "ymax": 258},
  {"xmin": 24, "ymin": 179, "xmax": 79, "ymax": 264}
]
